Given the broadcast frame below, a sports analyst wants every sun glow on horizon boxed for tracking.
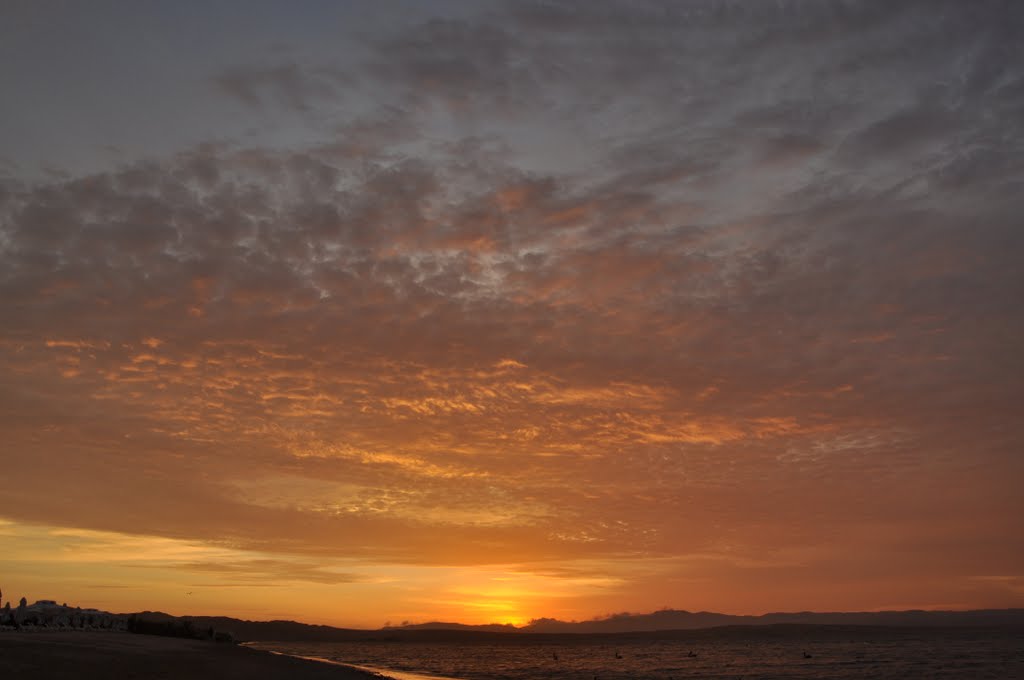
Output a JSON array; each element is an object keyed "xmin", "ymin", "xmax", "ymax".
[{"xmin": 0, "ymin": 519, "xmax": 621, "ymax": 628}]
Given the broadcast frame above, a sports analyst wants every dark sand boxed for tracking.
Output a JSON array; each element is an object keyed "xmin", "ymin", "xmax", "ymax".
[{"xmin": 0, "ymin": 632, "xmax": 385, "ymax": 680}]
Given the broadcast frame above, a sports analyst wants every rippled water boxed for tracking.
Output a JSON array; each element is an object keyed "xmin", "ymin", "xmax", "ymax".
[{"xmin": 251, "ymin": 626, "xmax": 1024, "ymax": 680}]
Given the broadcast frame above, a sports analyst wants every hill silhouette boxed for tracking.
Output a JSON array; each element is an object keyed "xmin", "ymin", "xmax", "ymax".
[
  {"xmin": 124, "ymin": 608, "xmax": 1024, "ymax": 641},
  {"xmin": 519, "ymin": 608, "xmax": 1024, "ymax": 633}
]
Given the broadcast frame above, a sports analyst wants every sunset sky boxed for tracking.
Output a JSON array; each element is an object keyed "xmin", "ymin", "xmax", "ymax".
[{"xmin": 1, "ymin": 1, "xmax": 1022, "ymax": 628}]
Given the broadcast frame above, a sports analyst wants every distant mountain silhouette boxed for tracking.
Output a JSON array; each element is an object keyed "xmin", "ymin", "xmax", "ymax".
[
  {"xmin": 518, "ymin": 608, "xmax": 1024, "ymax": 633},
  {"xmin": 121, "ymin": 607, "xmax": 1024, "ymax": 642},
  {"xmin": 130, "ymin": 611, "xmax": 372, "ymax": 642}
]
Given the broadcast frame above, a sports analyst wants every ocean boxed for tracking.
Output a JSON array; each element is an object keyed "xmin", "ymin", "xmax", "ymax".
[{"xmin": 248, "ymin": 625, "xmax": 1024, "ymax": 679}]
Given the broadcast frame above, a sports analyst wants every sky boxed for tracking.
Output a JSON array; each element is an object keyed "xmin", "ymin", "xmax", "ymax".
[{"xmin": 1, "ymin": 0, "xmax": 1022, "ymax": 629}]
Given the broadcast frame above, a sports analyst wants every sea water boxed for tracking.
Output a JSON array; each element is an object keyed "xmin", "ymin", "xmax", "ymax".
[{"xmin": 249, "ymin": 625, "xmax": 1024, "ymax": 679}]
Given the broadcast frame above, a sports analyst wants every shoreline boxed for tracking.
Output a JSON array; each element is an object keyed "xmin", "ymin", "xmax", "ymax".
[
  {"xmin": 0, "ymin": 630, "xmax": 388, "ymax": 680},
  {"xmin": 257, "ymin": 647, "xmax": 459, "ymax": 680}
]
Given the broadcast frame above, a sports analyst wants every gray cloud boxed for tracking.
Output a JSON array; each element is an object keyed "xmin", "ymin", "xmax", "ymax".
[{"xmin": 214, "ymin": 63, "xmax": 351, "ymax": 112}]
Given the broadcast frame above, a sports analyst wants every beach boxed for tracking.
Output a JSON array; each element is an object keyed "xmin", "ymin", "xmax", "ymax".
[{"xmin": 0, "ymin": 632, "xmax": 387, "ymax": 680}]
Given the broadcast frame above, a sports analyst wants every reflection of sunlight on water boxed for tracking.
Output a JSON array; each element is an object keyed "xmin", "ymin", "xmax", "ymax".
[
  {"xmin": 351, "ymin": 664, "xmax": 462, "ymax": 680},
  {"xmin": 259, "ymin": 649, "xmax": 462, "ymax": 680}
]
